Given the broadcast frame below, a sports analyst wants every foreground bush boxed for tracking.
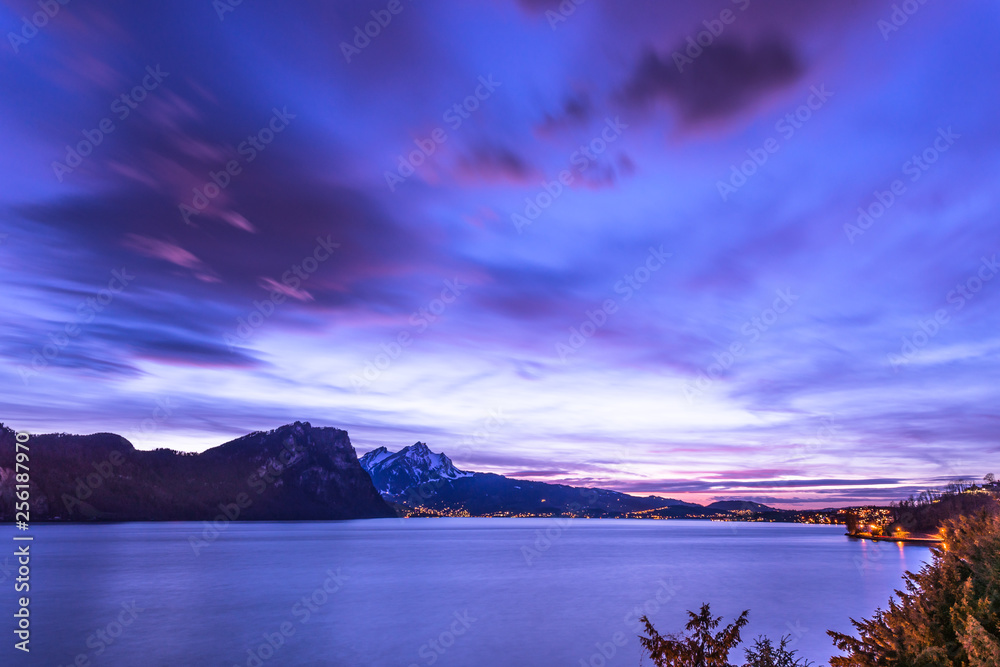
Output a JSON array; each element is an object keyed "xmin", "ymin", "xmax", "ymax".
[
  {"xmin": 828, "ymin": 511, "xmax": 1000, "ymax": 666},
  {"xmin": 639, "ymin": 604, "xmax": 811, "ymax": 667}
]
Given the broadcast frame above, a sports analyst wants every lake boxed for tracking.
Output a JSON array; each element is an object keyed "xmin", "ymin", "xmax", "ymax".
[{"xmin": 4, "ymin": 519, "xmax": 931, "ymax": 666}]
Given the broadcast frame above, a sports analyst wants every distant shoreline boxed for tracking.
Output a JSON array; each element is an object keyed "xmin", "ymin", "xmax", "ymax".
[
  {"xmin": 13, "ymin": 517, "xmax": 845, "ymax": 526},
  {"xmin": 846, "ymin": 532, "xmax": 942, "ymax": 546}
]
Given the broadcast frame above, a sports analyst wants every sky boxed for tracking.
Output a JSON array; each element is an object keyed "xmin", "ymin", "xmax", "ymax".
[{"xmin": 1, "ymin": 0, "xmax": 998, "ymax": 507}]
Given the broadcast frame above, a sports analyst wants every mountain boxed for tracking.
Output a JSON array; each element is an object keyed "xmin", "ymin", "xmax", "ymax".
[
  {"xmin": 707, "ymin": 500, "xmax": 776, "ymax": 512},
  {"xmin": 360, "ymin": 443, "xmax": 698, "ymax": 517},
  {"xmin": 360, "ymin": 442, "xmax": 471, "ymax": 494},
  {"xmin": 0, "ymin": 422, "xmax": 394, "ymax": 521},
  {"xmin": 396, "ymin": 472, "xmax": 699, "ymax": 517}
]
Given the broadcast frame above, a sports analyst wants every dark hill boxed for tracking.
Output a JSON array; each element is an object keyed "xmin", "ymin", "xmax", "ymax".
[
  {"xmin": 707, "ymin": 500, "xmax": 776, "ymax": 512},
  {"xmin": 0, "ymin": 422, "xmax": 393, "ymax": 521},
  {"xmin": 887, "ymin": 488, "xmax": 999, "ymax": 535},
  {"xmin": 395, "ymin": 471, "xmax": 692, "ymax": 516}
]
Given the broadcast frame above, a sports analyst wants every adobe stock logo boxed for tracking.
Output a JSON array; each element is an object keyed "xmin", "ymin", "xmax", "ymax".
[
  {"xmin": 716, "ymin": 85, "xmax": 833, "ymax": 201},
  {"xmin": 545, "ymin": 0, "xmax": 587, "ymax": 30},
  {"xmin": 224, "ymin": 236, "xmax": 339, "ymax": 351},
  {"xmin": 350, "ymin": 278, "xmax": 469, "ymax": 391},
  {"xmin": 384, "ymin": 76, "xmax": 501, "ymax": 192},
  {"xmin": 7, "ymin": 0, "xmax": 71, "ymax": 54},
  {"xmin": 556, "ymin": 245, "xmax": 671, "ymax": 362},
  {"xmin": 19, "ymin": 268, "xmax": 135, "ymax": 384},
  {"xmin": 512, "ymin": 117, "xmax": 628, "ymax": 233},
  {"xmin": 180, "ymin": 107, "xmax": 295, "ymax": 226},
  {"xmin": 684, "ymin": 288, "xmax": 800, "ymax": 402},
  {"xmin": 844, "ymin": 127, "xmax": 959, "ymax": 244},
  {"xmin": 671, "ymin": 0, "xmax": 752, "ymax": 72},
  {"xmin": 339, "ymin": 0, "xmax": 410, "ymax": 63},
  {"xmin": 887, "ymin": 254, "xmax": 998, "ymax": 372},
  {"xmin": 53, "ymin": 65, "xmax": 170, "ymax": 182},
  {"xmin": 877, "ymin": 0, "xmax": 933, "ymax": 41},
  {"xmin": 213, "ymin": 0, "xmax": 245, "ymax": 21}
]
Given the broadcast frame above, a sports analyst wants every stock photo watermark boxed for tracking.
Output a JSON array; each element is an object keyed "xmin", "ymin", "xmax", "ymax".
[
  {"xmin": 520, "ymin": 487, "xmax": 601, "ymax": 565},
  {"xmin": 213, "ymin": 0, "xmax": 245, "ymax": 21},
  {"xmin": 224, "ymin": 235, "xmax": 339, "ymax": 351},
  {"xmin": 56, "ymin": 600, "xmax": 146, "ymax": 667},
  {"xmin": 340, "ymin": 0, "xmax": 412, "ymax": 63},
  {"xmin": 179, "ymin": 107, "xmax": 295, "ymax": 225},
  {"xmin": 683, "ymin": 288, "xmax": 799, "ymax": 402},
  {"xmin": 450, "ymin": 408, "xmax": 508, "ymax": 461},
  {"xmin": 121, "ymin": 398, "xmax": 175, "ymax": 443},
  {"xmin": 877, "ymin": 0, "xmax": 933, "ymax": 41},
  {"xmin": 844, "ymin": 127, "xmax": 959, "ymax": 244},
  {"xmin": 384, "ymin": 75, "xmax": 502, "ymax": 191},
  {"xmin": 788, "ymin": 416, "xmax": 839, "ymax": 461},
  {"xmin": 189, "ymin": 439, "xmax": 307, "ymax": 555},
  {"xmin": 6, "ymin": 0, "xmax": 70, "ymax": 53},
  {"xmin": 18, "ymin": 267, "xmax": 135, "ymax": 384},
  {"xmin": 402, "ymin": 407, "xmax": 508, "ymax": 511},
  {"xmin": 544, "ymin": 0, "xmax": 589, "ymax": 30},
  {"xmin": 51, "ymin": 64, "xmax": 169, "ymax": 182},
  {"xmin": 671, "ymin": 0, "xmax": 752, "ymax": 72},
  {"xmin": 556, "ymin": 245, "xmax": 671, "ymax": 362},
  {"xmin": 886, "ymin": 253, "xmax": 997, "ymax": 371},
  {"xmin": 234, "ymin": 568, "xmax": 349, "ymax": 666},
  {"xmin": 717, "ymin": 85, "xmax": 833, "ymax": 201},
  {"xmin": 573, "ymin": 577, "xmax": 683, "ymax": 667},
  {"xmin": 11, "ymin": 428, "xmax": 32, "ymax": 654},
  {"xmin": 58, "ymin": 402, "xmax": 172, "ymax": 519},
  {"xmin": 60, "ymin": 450, "xmax": 125, "ymax": 518},
  {"xmin": 350, "ymin": 277, "xmax": 469, "ymax": 391},
  {"xmin": 407, "ymin": 610, "xmax": 477, "ymax": 667},
  {"xmin": 512, "ymin": 117, "xmax": 628, "ymax": 233}
]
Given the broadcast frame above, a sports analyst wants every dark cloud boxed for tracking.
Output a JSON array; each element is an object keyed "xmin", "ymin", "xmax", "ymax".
[
  {"xmin": 0, "ymin": 0, "xmax": 997, "ymax": 503},
  {"xmin": 454, "ymin": 144, "xmax": 538, "ymax": 185},
  {"xmin": 512, "ymin": 0, "xmax": 563, "ymax": 12},
  {"xmin": 612, "ymin": 478, "xmax": 900, "ymax": 495},
  {"xmin": 537, "ymin": 93, "xmax": 595, "ymax": 133},
  {"xmin": 506, "ymin": 469, "xmax": 568, "ymax": 477},
  {"xmin": 622, "ymin": 36, "xmax": 801, "ymax": 122},
  {"xmin": 731, "ymin": 478, "xmax": 900, "ymax": 489}
]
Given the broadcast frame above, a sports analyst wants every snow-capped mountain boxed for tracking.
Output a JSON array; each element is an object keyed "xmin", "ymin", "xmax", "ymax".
[
  {"xmin": 358, "ymin": 442, "xmax": 703, "ymax": 516},
  {"xmin": 360, "ymin": 442, "xmax": 471, "ymax": 495}
]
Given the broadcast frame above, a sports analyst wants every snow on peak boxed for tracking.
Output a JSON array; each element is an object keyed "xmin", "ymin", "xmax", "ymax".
[
  {"xmin": 359, "ymin": 446, "xmax": 393, "ymax": 470},
  {"xmin": 361, "ymin": 442, "xmax": 472, "ymax": 495}
]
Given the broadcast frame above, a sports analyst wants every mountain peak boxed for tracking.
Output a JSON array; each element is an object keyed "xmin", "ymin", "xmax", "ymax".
[
  {"xmin": 0, "ymin": 424, "xmax": 393, "ymax": 521},
  {"xmin": 360, "ymin": 442, "xmax": 471, "ymax": 495},
  {"xmin": 401, "ymin": 442, "xmax": 433, "ymax": 460},
  {"xmin": 216, "ymin": 422, "xmax": 347, "ymax": 457},
  {"xmin": 359, "ymin": 446, "xmax": 392, "ymax": 470}
]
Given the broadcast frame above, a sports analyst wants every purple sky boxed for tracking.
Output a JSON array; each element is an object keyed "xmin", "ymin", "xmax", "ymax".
[{"xmin": 2, "ymin": 0, "xmax": 998, "ymax": 507}]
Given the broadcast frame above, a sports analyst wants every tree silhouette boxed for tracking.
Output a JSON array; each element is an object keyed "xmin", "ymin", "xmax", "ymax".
[
  {"xmin": 828, "ymin": 511, "xmax": 1000, "ymax": 666},
  {"xmin": 743, "ymin": 636, "xmax": 813, "ymax": 667},
  {"xmin": 639, "ymin": 603, "xmax": 749, "ymax": 667}
]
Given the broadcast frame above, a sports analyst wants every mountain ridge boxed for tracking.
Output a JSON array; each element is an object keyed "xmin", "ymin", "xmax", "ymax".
[
  {"xmin": 0, "ymin": 422, "xmax": 785, "ymax": 522},
  {"xmin": 359, "ymin": 443, "xmax": 725, "ymax": 517},
  {"xmin": 360, "ymin": 441, "xmax": 471, "ymax": 494},
  {"xmin": 0, "ymin": 421, "xmax": 393, "ymax": 521}
]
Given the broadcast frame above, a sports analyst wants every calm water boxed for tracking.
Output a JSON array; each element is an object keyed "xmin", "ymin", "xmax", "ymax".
[{"xmin": 2, "ymin": 519, "xmax": 930, "ymax": 666}]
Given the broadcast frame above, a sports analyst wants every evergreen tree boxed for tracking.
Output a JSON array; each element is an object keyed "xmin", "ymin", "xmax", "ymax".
[
  {"xmin": 828, "ymin": 511, "xmax": 1000, "ymax": 666},
  {"xmin": 743, "ymin": 636, "xmax": 813, "ymax": 667},
  {"xmin": 639, "ymin": 604, "xmax": 748, "ymax": 667}
]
